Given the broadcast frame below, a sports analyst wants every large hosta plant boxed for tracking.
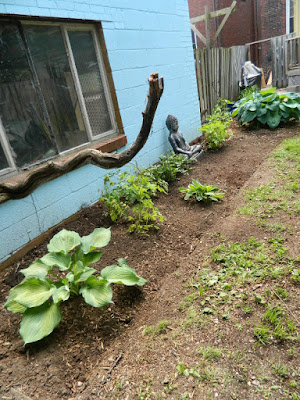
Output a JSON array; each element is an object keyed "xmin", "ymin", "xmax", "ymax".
[
  {"xmin": 232, "ymin": 88, "xmax": 300, "ymax": 129},
  {"xmin": 4, "ymin": 228, "xmax": 146, "ymax": 344}
]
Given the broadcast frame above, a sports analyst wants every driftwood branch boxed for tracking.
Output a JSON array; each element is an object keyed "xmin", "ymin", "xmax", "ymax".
[{"xmin": 0, "ymin": 73, "xmax": 164, "ymax": 204}]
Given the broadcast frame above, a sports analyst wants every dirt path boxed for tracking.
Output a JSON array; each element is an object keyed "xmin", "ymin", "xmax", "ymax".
[{"xmin": 0, "ymin": 123, "xmax": 299, "ymax": 400}]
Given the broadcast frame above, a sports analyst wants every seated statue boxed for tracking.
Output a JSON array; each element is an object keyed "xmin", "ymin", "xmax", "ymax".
[{"xmin": 166, "ymin": 115, "xmax": 203, "ymax": 159}]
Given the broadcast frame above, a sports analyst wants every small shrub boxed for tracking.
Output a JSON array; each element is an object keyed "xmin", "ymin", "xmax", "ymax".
[
  {"xmin": 101, "ymin": 153, "xmax": 194, "ymax": 233},
  {"xmin": 232, "ymin": 88, "xmax": 300, "ymax": 129},
  {"xmin": 4, "ymin": 228, "xmax": 146, "ymax": 344},
  {"xmin": 207, "ymin": 99, "xmax": 232, "ymax": 125},
  {"xmin": 100, "ymin": 170, "xmax": 165, "ymax": 233},
  {"xmin": 199, "ymin": 120, "xmax": 232, "ymax": 150},
  {"xmin": 179, "ymin": 180, "xmax": 225, "ymax": 203},
  {"xmin": 200, "ymin": 100, "xmax": 232, "ymax": 150},
  {"xmin": 144, "ymin": 152, "xmax": 195, "ymax": 185}
]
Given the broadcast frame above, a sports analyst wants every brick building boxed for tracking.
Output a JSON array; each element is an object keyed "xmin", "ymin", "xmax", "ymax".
[{"xmin": 189, "ymin": 0, "xmax": 291, "ymax": 72}]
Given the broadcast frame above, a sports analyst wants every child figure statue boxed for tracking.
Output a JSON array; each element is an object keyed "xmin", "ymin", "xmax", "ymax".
[{"xmin": 166, "ymin": 115, "xmax": 202, "ymax": 159}]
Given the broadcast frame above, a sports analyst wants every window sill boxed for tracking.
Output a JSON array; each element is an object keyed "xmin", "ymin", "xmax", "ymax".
[
  {"xmin": 0, "ymin": 134, "xmax": 127, "ymax": 187},
  {"xmin": 93, "ymin": 134, "xmax": 127, "ymax": 153}
]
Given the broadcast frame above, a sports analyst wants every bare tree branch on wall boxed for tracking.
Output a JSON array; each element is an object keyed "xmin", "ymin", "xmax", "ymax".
[{"xmin": 0, "ymin": 73, "xmax": 164, "ymax": 204}]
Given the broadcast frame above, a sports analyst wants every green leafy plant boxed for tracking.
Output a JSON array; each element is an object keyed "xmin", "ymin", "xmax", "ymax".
[
  {"xmin": 4, "ymin": 228, "xmax": 146, "ymax": 344},
  {"xmin": 232, "ymin": 88, "xmax": 300, "ymax": 129},
  {"xmin": 179, "ymin": 180, "xmax": 225, "ymax": 203},
  {"xmin": 143, "ymin": 152, "xmax": 194, "ymax": 187},
  {"xmin": 101, "ymin": 153, "xmax": 194, "ymax": 233},
  {"xmin": 199, "ymin": 120, "xmax": 232, "ymax": 150},
  {"xmin": 199, "ymin": 100, "xmax": 232, "ymax": 150},
  {"xmin": 254, "ymin": 306, "xmax": 297, "ymax": 345},
  {"xmin": 100, "ymin": 170, "xmax": 165, "ymax": 233},
  {"xmin": 207, "ymin": 98, "xmax": 232, "ymax": 125},
  {"xmin": 239, "ymin": 85, "xmax": 259, "ymax": 100}
]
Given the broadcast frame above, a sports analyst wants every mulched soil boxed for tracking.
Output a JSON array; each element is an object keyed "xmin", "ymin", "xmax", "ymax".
[{"xmin": 0, "ymin": 122, "xmax": 299, "ymax": 400}]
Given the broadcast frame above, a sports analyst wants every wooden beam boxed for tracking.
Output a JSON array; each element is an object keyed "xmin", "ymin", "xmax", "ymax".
[
  {"xmin": 190, "ymin": 23, "xmax": 207, "ymax": 46},
  {"xmin": 211, "ymin": 1, "xmax": 237, "ymax": 46},
  {"xmin": 190, "ymin": 2, "xmax": 236, "ymax": 24}
]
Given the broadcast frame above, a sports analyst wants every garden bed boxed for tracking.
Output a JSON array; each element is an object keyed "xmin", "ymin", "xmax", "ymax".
[{"xmin": 0, "ymin": 122, "xmax": 299, "ymax": 400}]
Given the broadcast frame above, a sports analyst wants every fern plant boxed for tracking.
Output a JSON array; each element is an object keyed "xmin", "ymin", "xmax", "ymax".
[{"xmin": 179, "ymin": 180, "xmax": 225, "ymax": 203}]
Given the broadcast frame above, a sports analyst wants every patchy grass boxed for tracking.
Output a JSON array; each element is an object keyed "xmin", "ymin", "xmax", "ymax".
[
  {"xmin": 238, "ymin": 136, "xmax": 300, "ymax": 224},
  {"xmin": 142, "ymin": 320, "xmax": 170, "ymax": 338}
]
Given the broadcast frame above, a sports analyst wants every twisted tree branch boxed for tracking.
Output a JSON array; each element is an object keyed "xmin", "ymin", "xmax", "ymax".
[{"xmin": 0, "ymin": 73, "xmax": 164, "ymax": 203}]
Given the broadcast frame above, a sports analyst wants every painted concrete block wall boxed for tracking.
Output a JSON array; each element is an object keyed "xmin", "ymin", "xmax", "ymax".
[{"xmin": 0, "ymin": 0, "xmax": 201, "ymax": 263}]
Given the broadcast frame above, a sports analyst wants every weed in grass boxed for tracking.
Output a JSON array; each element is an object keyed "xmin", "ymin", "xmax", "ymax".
[
  {"xmin": 239, "ymin": 136, "xmax": 300, "ymax": 224},
  {"xmin": 265, "ymin": 306, "xmax": 284, "ymax": 325},
  {"xmin": 257, "ymin": 220, "xmax": 294, "ymax": 234},
  {"xmin": 273, "ymin": 362, "xmax": 290, "ymax": 378},
  {"xmin": 254, "ymin": 323, "xmax": 272, "ymax": 345},
  {"xmin": 137, "ymin": 383, "xmax": 152, "ymax": 400},
  {"xmin": 254, "ymin": 293, "xmax": 267, "ymax": 306},
  {"xmin": 181, "ymin": 393, "xmax": 190, "ymax": 400},
  {"xmin": 210, "ymin": 237, "xmax": 290, "ymax": 286},
  {"xmin": 176, "ymin": 363, "xmax": 218, "ymax": 383},
  {"xmin": 178, "ymin": 293, "xmax": 198, "ymax": 310},
  {"xmin": 275, "ymin": 287, "xmax": 288, "ymax": 299},
  {"xmin": 254, "ymin": 306, "xmax": 298, "ymax": 345},
  {"xmin": 235, "ymin": 323, "xmax": 243, "ymax": 331},
  {"xmin": 143, "ymin": 320, "xmax": 170, "ymax": 338},
  {"xmin": 242, "ymin": 304, "xmax": 253, "ymax": 315},
  {"xmin": 198, "ymin": 346, "xmax": 222, "ymax": 361},
  {"xmin": 287, "ymin": 348, "xmax": 295, "ymax": 358},
  {"xmin": 181, "ymin": 306, "xmax": 204, "ymax": 329},
  {"xmin": 291, "ymin": 269, "xmax": 300, "ymax": 284}
]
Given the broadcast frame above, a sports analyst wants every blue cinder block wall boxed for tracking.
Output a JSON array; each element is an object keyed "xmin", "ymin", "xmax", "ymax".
[{"xmin": 0, "ymin": 0, "xmax": 201, "ymax": 263}]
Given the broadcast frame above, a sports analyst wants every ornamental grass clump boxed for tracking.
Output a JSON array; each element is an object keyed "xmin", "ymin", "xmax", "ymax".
[
  {"xmin": 232, "ymin": 88, "xmax": 300, "ymax": 129},
  {"xmin": 4, "ymin": 227, "xmax": 146, "ymax": 344}
]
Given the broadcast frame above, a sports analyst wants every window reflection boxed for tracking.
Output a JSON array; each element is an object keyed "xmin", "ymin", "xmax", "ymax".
[
  {"xmin": 0, "ymin": 23, "xmax": 57, "ymax": 168},
  {"xmin": 24, "ymin": 25, "xmax": 89, "ymax": 152},
  {"xmin": 68, "ymin": 30, "xmax": 112, "ymax": 136}
]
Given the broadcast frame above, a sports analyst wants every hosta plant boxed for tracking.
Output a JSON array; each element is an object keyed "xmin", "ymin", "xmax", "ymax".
[
  {"xmin": 232, "ymin": 88, "xmax": 300, "ymax": 129},
  {"xmin": 179, "ymin": 180, "xmax": 225, "ymax": 203},
  {"xmin": 4, "ymin": 228, "xmax": 146, "ymax": 344}
]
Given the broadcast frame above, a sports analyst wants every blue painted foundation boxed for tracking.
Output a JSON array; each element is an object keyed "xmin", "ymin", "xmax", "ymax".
[{"xmin": 0, "ymin": 0, "xmax": 201, "ymax": 262}]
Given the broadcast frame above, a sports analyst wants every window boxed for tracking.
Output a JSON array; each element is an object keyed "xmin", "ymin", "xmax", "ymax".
[
  {"xmin": 0, "ymin": 20, "xmax": 117, "ymax": 178},
  {"xmin": 290, "ymin": 0, "xmax": 295, "ymax": 33}
]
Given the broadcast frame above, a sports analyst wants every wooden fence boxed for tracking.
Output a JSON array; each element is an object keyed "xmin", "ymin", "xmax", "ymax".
[
  {"xmin": 194, "ymin": 45, "xmax": 248, "ymax": 115},
  {"xmin": 286, "ymin": 36, "xmax": 300, "ymax": 70},
  {"xmin": 271, "ymin": 35, "xmax": 291, "ymax": 89}
]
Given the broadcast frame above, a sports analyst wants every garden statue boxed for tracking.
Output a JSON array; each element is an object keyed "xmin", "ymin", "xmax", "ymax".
[{"xmin": 166, "ymin": 115, "xmax": 203, "ymax": 159}]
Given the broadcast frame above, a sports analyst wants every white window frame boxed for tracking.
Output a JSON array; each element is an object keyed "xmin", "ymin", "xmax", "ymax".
[{"xmin": 0, "ymin": 20, "xmax": 118, "ymax": 179}]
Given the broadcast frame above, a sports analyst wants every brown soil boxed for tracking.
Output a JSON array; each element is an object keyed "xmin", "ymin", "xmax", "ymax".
[{"xmin": 0, "ymin": 122, "xmax": 299, "ymax": 400}]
